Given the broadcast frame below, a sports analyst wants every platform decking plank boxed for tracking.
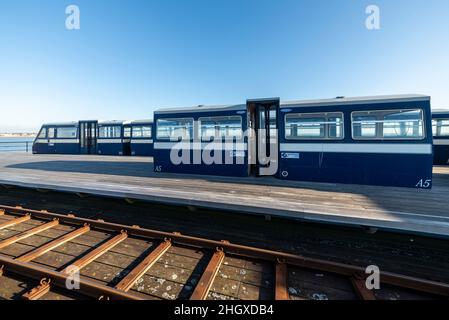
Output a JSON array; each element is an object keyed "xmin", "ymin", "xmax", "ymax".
[{"xmin": 0, "ymin": 153, "xmax": 449, "ymax": 237}]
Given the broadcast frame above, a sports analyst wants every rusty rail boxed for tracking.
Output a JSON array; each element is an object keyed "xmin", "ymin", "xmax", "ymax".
[{"xmin": 0, "ymin": 204, "xmax": 448, "ymax": 300}]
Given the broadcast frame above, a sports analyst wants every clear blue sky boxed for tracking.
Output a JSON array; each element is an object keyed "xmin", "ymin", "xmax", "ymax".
[{"xmin": 1, "ymin": 0, "xmax": 448, "ymax": 132}]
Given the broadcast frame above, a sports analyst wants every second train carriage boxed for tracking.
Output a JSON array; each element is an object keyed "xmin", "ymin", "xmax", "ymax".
[
  {"xmin": 153, "ymin": 94, "xmax": 434, "ymax": 189},
  {"xmin": 125, "ymin": 120, "xmax": 154, "ymax": 156},
  {"xmin": 432, "ymin": 110, "xmax": 449, "ymax": 165},
  {"xmin": 154, "ymin": 104, "xmax": 248, "ymax": 176},
  {"xmin": 97, "ymin": 120, "xmax": 129, "ymax": 156}
]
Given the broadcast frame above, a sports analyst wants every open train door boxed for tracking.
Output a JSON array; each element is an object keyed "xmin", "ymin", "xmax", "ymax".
[
  {"xmin": 247, "ymin": 98, "xmax": 280, "ymax": 176},
  {"xmin": 79, "ymin": 120, "xmax": 98, "ymax": 154}
]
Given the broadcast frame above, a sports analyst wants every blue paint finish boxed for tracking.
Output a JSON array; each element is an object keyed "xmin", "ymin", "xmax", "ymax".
[
  {"xmin": 33, "ymin": 142, "xmax": 80, "ymax": 155},
  {"xmin": 97, "ymin": 121, "xmax": 127, "ymax": 156},
  {"xmin": 153, "ymin": 108, "xmax": 249, "ymax": 177},
  {"xmin": 97, "ymin": 142, "xmax": 125, "ymax": 156},
  {"xmin": 130, "ymin": 143, "xmax": 154, "ymax": 156},
  {"xmin": 32, "ymin": 124, "xmax": 80, "ymax": 155},
  {"xmin": 278, "ymin": 100, "xmax": 433, "ymax": 189},
  {"xmin": 129, "ymin": 121, "xmax": 154, "ymax": 157},
  {"xmin": 433, "ymin": 145, "xmax": 449, "ymax": 165},
  {"xmin": 154, "ymin": 97, "xmax": 433, "ymax": 188},
  {"xmin": 154, "ymin": 149, "xmax": 248, "ymax": 177},
  {"xmin": 279, "ymin": 152, "xmax": 432, "ymax": 188}
]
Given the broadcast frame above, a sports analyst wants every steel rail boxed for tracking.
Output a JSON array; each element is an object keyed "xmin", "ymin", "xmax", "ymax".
[
  {"xmin": 1, "ymin": 204, "xmax": 449, "ymax": 298},
  {"xmin": 23, "ymin": 230, "xmax": 130, "ymax": 299}
]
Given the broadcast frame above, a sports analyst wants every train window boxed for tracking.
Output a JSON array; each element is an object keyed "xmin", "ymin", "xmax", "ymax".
[
  {"xmin": 352, "ymin": 109, "xmax": 424, "ymax": 140},
  {"xmin": 124, "ymin": 127, "xmax": 131, "ymax": 138},
  {"xmin": 439, "ymin": 119, "xmax": 449, "ymax": 136},
  {"xmin": 99, "ymin": 126, "xmax": 122, "ymax": 138},
  {"xmin": 156, "ymin": 118, "xmax": 193, "ymax": 141},
  {"xmin": 199, "ymin": 116, "xmax": 242, "ymax": 141},
  {"xmin": 56, "ymin": 126, "xmax": 77, "ymax": 138},
  {"xmin": 285, "ymin": 112, "xmax": 344, "ymax": 140},
  {"xmin": 37, "ymin": 128, "xmax": 47, "ymax": 139},
  {"xmin": 132, "ymin": 125, "xmax": 152, "ymax": 138},
  {"xmin": 328, "ymin": 116, "xmax": 344, "ymax": 138},
  {"xmin": 433, "ymin": 119, "xmax": 449, "ymax": 136},
  {"xmin": 48, "ymin": 128, "xmax": 55, "ymax": 139},
  {"xmin": 352, "ymin": 115, "xmax": 377, "ymax": 138}
]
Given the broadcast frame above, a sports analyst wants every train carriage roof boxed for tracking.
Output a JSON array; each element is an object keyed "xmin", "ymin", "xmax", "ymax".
[
  {"xmin": 155, "ymin": 104, "xmax": 246, "ymax": 114},
  {"xmin": 41, "ymin": 121, "xmax": 78, "ymax": 126},
  {"xmin": 432, "ymin": 109, "xmax": 449, "ymax": 116},
  {"xmin": 124, "ymin": 119, "xmax": 154, "ymax": 125},
  {"xmin": 98, "ymin": 120, "xmax": 125, "ymax": 125},
  {"xmin": 154, "ymin": 95, "xmax": 430, "ymax": 115},
  {"xmin": 280, "ymin": 94, "xmax": 430, "ymax": 108}
]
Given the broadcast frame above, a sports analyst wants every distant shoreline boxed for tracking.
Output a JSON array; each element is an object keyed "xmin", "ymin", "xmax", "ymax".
[{"xmin": 0, "ymin": 133, "xmax": 36, "ymax": 138}]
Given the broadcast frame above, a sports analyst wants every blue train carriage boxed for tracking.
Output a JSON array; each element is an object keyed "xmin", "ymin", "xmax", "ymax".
[
  {"xmin": 33, "ymin": 120, "xmax": 99, "ymax": 155},
  {"xmin": 153, "ymin": 95, "xmax": 433, "ymax": 189},
  {"xmin": 33, "ymin": 122, "xmax": 80, "ymax": 154},
  {"xmin": 278, "ymin": 94, "xmax": 434, "ymax": 189},
  {"xmin": 97, "ymin": 120, "xmax": 130, "ymax": 156},
  {"xmin": 153, "ymin": 104, "xmax": 249, "ymax": 176},
  {"xmin": 432, "ymin": 110, "xmax": 449, "ymax": 165},
  {"xmin": 125, "ymin": 120, "xmax": 154, "ymax": 156}
]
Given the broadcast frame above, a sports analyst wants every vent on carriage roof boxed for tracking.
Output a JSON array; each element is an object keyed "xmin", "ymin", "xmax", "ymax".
[{"xmin": 336, "ymin": 96, "xmax": 345, "ymax": 99}]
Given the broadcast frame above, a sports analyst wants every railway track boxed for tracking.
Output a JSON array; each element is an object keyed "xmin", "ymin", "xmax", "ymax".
[{"xmin": 0, "ymin": 204, "xmax": 448, "ymax": 300}]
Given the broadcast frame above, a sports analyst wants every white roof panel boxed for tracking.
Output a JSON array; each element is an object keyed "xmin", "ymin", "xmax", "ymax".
[
  {"xmin": 98, "ymin": 120, "xmax": 125, "ymax": 125},
  {"xmin": 281, "ymin": 94, "xmax": 430, "ymax": 108},
  {"xmin": 155, "ymin": 104, "xmax": 246, "ymax": 114},
  {"xmin": 42, "ymin": 121, "xmax": 78, "ymax": 126}
]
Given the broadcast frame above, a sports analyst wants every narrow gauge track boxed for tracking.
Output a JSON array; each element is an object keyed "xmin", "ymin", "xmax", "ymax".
[{"xmin": 0, "ymin": 204, "xmax": 448, "ymax": 300}]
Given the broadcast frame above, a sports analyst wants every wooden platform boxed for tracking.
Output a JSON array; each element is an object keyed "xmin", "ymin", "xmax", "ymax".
[{"xmin": 0, "ymin": 153, "xmax": 448, "ymax": 238}]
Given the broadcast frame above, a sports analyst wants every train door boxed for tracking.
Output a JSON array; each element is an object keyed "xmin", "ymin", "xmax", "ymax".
[
  {"xmin": 47, "ymin": 126, "xmax": 56, "ymax": 153},
  {"xmin": 123, "ymin": 124, "xmax": 131, "ymax": 156},
  {"xmin": 79, "ymin": 121, "xmax": 98, "ymax": 154},
  {"xmin": 247, "ymin": 98, "xmax": 280, "ymax": 176}
]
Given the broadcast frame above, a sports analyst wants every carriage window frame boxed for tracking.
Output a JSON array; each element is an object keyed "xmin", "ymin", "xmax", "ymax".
[
  {"xmin": 124, "ymin": 126, "xmax": 131, "ymax": 138},
  {"xmin": 198, "ymin": 116, "xmax": 243, "ymax": 142},
  {"xmin": 98, "ymin": 125, "xmax": 123, "ymax": 139},
  {"xmin": 47, "ymin": 127, "xmax": 56, "ymax": 139},
  {"xmin": 351, "ymin": 109, "xmax": 426, "ymax": 141},
  {"xmin": 284, "ymin": 112, "xmax": 345, "ymax": 140},
  {"xmin": 56, "ymin": 126, "xmax": 78, "ymax": 139},
  {"xmin": 432, "ymin": 118, "xmax": 449, "ymax": 137},
  {"xmin": 156, "ymin": 117, "xmax": 194, "ymax": 141},
  {"xmin": 37, "ymin": 128, "xmax": 47, "ymax": 139},
  {"xmin": 132, "ymin": 125, "xmax": 153, "ymax": 138}
]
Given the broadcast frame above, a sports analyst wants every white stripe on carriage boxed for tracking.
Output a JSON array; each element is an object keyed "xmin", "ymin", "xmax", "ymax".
[
  {"xmin": 154, "ymin": 142, "xmax": 247, "ymax": 150},
  {"xmin": 433, "ymin": 139, "xmax": 449, "ymax": 146},
  {"xmin": 34, "ymin": 139, "xmax": 79, "ymax": 144},
  {"xmin": 97, "ymin": 139, "xmax": 123, "ymax": 143},
  {"xmin": 280, "ymin": 143, "xmax": 432, "ymax": 154},
  {"xmin": 131, "ymin": 139, "xmax": 154, "ymax": 144}
]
